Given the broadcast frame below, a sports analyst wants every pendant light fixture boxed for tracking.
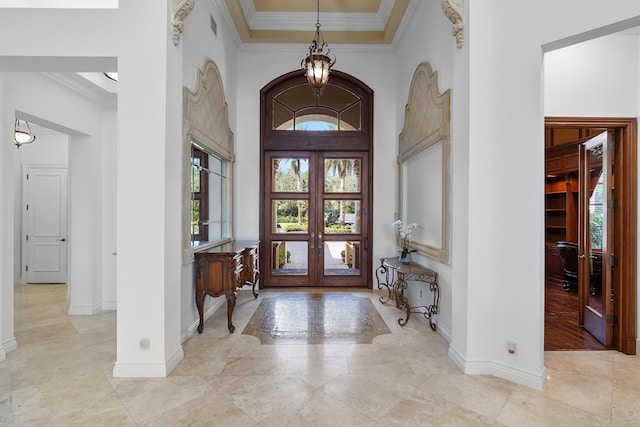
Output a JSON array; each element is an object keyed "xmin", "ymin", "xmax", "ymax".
[
  {"xmin": 14, "ymin": 118, "xmax": 36, "ymax": 148},
  {"xmin": 301, "ymin": 0, "xmax": 336, "ymax": 99}
]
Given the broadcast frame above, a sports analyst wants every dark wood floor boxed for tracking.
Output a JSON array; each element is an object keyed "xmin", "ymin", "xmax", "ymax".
[{"xmin": 545, "ymin": 280, "xmax": 606, "ymax": 351}]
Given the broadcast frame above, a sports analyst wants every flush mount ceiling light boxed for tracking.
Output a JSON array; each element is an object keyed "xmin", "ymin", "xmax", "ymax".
[
  {"xmin": 301, "ymin": 0, "xmax": 336, "ymax": 99},
  {"xmin": 103, "ymin": 72, "xmax": 118, "ymax": 82},
  {"xmin": 14, "ymin": 119, "xmax": 36, "ymax": 148}
]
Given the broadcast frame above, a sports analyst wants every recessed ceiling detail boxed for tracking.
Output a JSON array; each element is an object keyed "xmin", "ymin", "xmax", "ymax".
[{"xmin": 224, "ymin": 0, "xmax": 410, "ymax": 44}]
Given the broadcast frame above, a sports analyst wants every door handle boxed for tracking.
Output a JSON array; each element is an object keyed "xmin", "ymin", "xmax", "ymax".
[
  {"xmin": 578, "ymin": 254, "xmax": 586, "ymax": 260},
  {"xmin": 318, "ymin": 232, "xmax": 323, "ymax": 247},
  {"xmin": 310, "ymin": 232, "xmax": 315, "ymax": 249},
  {"xmin": 57, "ymin": 238, "xmax": 66, "ymax": 242}
]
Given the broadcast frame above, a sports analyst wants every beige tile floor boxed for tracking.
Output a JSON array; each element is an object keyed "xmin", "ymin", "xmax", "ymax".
[{"xmin": 2, "ymin": 284, "xmax": 640, "ymax": 426}]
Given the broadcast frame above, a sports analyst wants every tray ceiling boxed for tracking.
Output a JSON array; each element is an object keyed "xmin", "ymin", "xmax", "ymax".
[{"xmin": 224, "ymin": 0, "xmax": 411, "ymax": 44}]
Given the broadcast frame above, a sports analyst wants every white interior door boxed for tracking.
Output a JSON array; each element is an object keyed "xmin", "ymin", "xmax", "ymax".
[{"xmin": 24, "ymin": 167, "xmax": 68, "ymax": 283}]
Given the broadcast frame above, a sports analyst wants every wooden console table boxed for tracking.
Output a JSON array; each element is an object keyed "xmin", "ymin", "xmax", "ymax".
[
  {"xmin": 194, "ymin": 241, "xmax": 260, "ymax": 333},
  {"xmin": 376, "ymin": 257, "xmax": 439, "ymax": 330}
]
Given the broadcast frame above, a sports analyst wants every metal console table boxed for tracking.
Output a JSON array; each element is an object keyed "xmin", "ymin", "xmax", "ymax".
[{"xmin": 376, "ymin": 257, "xmax": 439, "ymax": 330}]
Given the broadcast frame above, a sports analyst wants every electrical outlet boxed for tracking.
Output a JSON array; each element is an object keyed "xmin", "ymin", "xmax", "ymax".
[
  {"xmin": 139, "ymin": 338, "xmax": 150, "ymax": 349},
  {"xmin": 507, "ymin": 340, "xmax": 516, "ymax": 355}
]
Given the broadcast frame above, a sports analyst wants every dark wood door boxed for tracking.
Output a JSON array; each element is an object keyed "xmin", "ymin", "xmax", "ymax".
[
  {"xmin": 545, "ymin": 117, "xmax": 637, "ymax": 355},
  {"xmin": 263, "ymin": 151, "xmax": 369, "ymax": 287}
]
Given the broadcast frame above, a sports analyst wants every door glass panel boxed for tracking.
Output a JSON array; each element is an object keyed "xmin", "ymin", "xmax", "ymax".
[
  {"xmin": 272, "ymin": 200, "xmax": 308, "ymax": 233},
  {"xmin": 341, "ymin": 101, "xmax": 361, "ymax": 131},
  {"xmin": 296, "ymin": 107, "xmax": 338, "ymax": 130},
  {"xmin": 580, "ymin": 132, "xmax": 611, "ymax": 347},
  {"xmin": 587, "ymin": 161, "xmax": 604, "ymax": 320},
  {"xmin": 324, "ymin": 159, "xmax": 361, "ymax": 192},
  {"xmin": 324, "ymin": 200, "xmax": 360, "ymax": 234},
  {"xmin": 272, "ymin": 83, "xmax": 360, "ymax": 132},
  {"xmin": 273, "ymin": 100, "xmax": 294, "ymax": 130},
  {"xmin": 272, "ymin": 241, "xmax": 308, "ymax": 275},
  {"xmin": 272, "ymin": 158, "xmax": 309, "ymax": 192},
  {"xmin": 324, "ymin": 240, "xmax": 360, "ymax": 276}
]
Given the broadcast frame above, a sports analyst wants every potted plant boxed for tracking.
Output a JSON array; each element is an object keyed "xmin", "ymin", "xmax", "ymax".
[{"xmin": 393, "ymin": 220, "xmax": 421, "ymax": 264}]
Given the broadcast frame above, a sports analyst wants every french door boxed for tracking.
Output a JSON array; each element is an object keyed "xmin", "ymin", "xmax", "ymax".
[
  {"xmin": 578, "ymin": 131, "xmax": 614, "ymax": 346},
  {"xmin": 263, "ymin": 151, "xmax": 369, "ymax": 287}
]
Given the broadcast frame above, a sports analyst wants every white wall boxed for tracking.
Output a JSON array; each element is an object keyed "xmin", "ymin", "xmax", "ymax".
[
  {"xmin": 101, "ymin": 107, "xmax": 117, "ymax": 309},
  {"xmin": 545, "ymin": 32, "xmax": 639, "ymax": 116},
  {"xmin": 457, "ymin": 1, "xmax": 640, "ymax": 389},
  {"xmin": 2, "ymin": 72, "xmax": 114, "ymax": 318},
  {"xmin": 179, "ymin": 0, "xmax": 240, "ymax": 339},
  {"xmin": 544, "ymin": 30, "xmax": 640, "ymax": 350},
  {"xmin": 0, "ymin": 3, "xmax": 186, "ymax": 377},
  {"xmin": 393, "ymin": 0, "xmax": 456, "ymax": 340}
]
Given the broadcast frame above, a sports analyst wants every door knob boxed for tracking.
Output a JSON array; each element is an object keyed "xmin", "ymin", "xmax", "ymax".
[
  {"xmin": 57, "ymin": 238, "xmax": 66, "ymax": 242},
  {"xmin": 578, "ymin": 254, "xmax": 586, "ymax": 260}
]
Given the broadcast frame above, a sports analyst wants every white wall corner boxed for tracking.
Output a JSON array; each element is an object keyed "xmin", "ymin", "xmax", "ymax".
[
  {"xmin": 447, "ymin": 343, "xmax": 466, "ymax": 372},
  {"xmin": 166, "ymin": 347, "xmax": 185, "ymax": 374}
]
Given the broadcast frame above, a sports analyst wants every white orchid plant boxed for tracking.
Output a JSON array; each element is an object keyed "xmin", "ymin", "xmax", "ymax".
[{"xmin": 393, "ymin": 220, "xmax": 422, "ymax": 258}]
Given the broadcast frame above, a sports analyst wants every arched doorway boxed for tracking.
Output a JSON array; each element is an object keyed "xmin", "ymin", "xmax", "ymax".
[{"xmin": 259, "ymin": 70, "xmax": 373, "ymax": 288}]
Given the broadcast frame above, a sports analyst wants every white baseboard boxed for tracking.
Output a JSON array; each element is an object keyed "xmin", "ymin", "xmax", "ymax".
[
  {"xmin": 2, "ymin": 338, "xmax": 18, "ymax": 355},
  {"xmin": 113, "ymin": 362, "xmax": 171, "ymax": 378},
  {"xmin": 68, "ymin": 303, "xmax": 102, "ymax": 315},
  {"xmin": 448, "ymin": 344, "xmax": 546, "ymax": 390},
  {"xmin": 166, "ymin": 347, "xmax": 184, "ymax": 374},
  {"xmin": 112, "ymin": 347, "xmax": 185, "ymax": 378},
  {"xmin": 407, "ymin": 295, "xmax": 451, "ymax": 343},
  {"xmin": 102, "ymin": 300, "xmax": 117, "ymax": 311}
]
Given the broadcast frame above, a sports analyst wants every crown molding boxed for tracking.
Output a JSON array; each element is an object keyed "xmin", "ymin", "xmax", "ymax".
[{"xmin": 41, "ymin": 72, "xmax": 116, "ymax": 107}]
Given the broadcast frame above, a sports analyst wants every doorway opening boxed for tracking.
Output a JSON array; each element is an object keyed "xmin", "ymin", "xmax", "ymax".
[
  {"xmin": 259, "ymin": 70, "xmax": 373, "ymax": 288},
  {"xmin": 544, "ymin": 117, "xmax": 637, "ymax": 354}
]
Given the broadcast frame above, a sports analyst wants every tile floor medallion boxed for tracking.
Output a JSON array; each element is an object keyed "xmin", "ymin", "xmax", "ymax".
[{"xmin": 242, "ymin": 292, "xmax": 391, "ymax": 344}]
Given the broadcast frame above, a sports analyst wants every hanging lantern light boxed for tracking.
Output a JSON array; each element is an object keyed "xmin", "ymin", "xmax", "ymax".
[
  {"xmin": 301, "ymin": 0, "xmax": 336, "ymax": 99},
  {"xmin": 14, "ymin": 119, "xmax": 36, "ymax": 148}
]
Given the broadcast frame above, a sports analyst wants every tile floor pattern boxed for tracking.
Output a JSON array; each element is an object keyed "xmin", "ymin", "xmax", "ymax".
[{"xmin": 1, "ymin": 284, "xmax": 640, "ymax": 426}]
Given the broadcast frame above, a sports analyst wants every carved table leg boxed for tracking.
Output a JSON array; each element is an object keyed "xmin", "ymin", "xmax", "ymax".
[
  {"xmin": 394, "ymin": 274, "xmax": 411, "ymax": 326},
  {"xmin": 376, "ymin": 264, "xmax": 393, "ymax": 304},
  {"xmin": 196, "ymin": 291, "xmax": 205, "ymax": 334},
  {"xmin": 226, "ymin": 289, "xmax": 237, "ymax": 333}
]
